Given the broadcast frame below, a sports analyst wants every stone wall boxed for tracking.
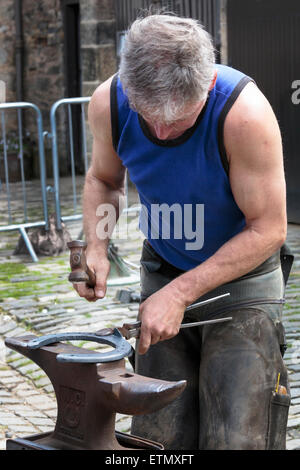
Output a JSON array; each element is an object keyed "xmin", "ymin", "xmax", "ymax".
[
  {"xmin": 0, "ymin": 0, "xmax": 117, "ymax": 106},
  {"xmin": 23, "ymin": 1, "xmax": 65, "ymax": 112},
  {"xmin": 0, "ymin": 1, "xmax": 15, "ymax": 103},
  {"xmin": 80, "ymin": 0, "xmax": 117, "ymax": 170},
  {"xmin": 0, "ymin": 1, "xmax": 65, "ymax": 114},
  {"xmin": 219, "ymin": 0, "xmax": 228, "ymax": 65},
  {"xmin": 81, "ymin": 0, "xmax": 117, "ymax": 97}
]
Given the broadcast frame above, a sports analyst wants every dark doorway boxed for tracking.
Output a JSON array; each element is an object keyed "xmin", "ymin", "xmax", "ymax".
[
  {"xmin": 227, "ymin": 0, "xmax": 300, "ymax": 223},
  {"xmin": 61, "ymin": 0, "xmax": 83, "ymax": 173}
]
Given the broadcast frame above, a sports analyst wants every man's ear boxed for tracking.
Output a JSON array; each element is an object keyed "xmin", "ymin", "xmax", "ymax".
[{"xmin": 209, "ymin": 71, "xmax": 218, "ymax": 91}]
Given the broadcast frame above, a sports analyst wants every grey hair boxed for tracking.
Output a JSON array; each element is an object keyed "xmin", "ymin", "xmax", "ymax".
[{"xmin": 119, "ymin": 14, "xmax": 216, "ymax": 123}]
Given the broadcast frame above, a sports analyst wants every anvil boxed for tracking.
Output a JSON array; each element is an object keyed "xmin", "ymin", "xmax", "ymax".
[{"xmin": 5, "ymin": 329, "xmax": 186, "ymax": 450}]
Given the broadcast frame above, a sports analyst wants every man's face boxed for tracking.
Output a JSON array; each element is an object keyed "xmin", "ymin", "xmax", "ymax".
[
  {"xmin": 142, "ymin": 100, "xmax": 206, "ymax": 140},
  {"xmin": 140, "ymin": 71, "xmax": 217, "ymax": 141}
]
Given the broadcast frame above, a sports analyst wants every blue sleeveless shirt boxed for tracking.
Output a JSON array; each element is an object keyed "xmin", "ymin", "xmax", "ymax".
[{"xmin": 110, "ymin": 64, "xmax": 253, "ymax": 271}]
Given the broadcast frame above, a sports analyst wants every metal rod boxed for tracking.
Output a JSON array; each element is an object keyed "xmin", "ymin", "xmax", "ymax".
[
  {"xmin": 81, "ymin": 103, "xmax": 88, "ymax": 174},
  {"xmin": 17, "ymin": 108, "xmax": 27, "ymax": 222},
  {"xmin": 19, "ymin": 226, "xmax": 38, "ymax": 262},
  {"xmin": 185, "ymin": 292, "xmax": 230, "ymax": 311},
  {"xmin": 1, "ymin": 110, "xmax": 12, "ymax": 223},
  {"xmin": 50, "ymin": 97, "xmax": 90, "ymax": 229},
  {"xmin": 34, "ymin": 103, "xmax": 49, "ymax": 230},
  {"xmin": 50, "ymin": 101, "xmax": 62, "ymax": 229},
  {"xmin": 67, "ymin": 104, "xmax": 77, "ymax": 214},
  {"xmin": 180, "ymin": 316, "xmax": 232, "ymax": 329},
  {"xmin": 0, "ymin": 220, "xmax": 46, "ymax": 232}
]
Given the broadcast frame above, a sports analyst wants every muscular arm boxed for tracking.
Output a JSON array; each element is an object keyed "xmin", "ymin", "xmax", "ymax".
[
  {"xmin": 75, "ymin": 77, "xmax": 126, "ymax": 300},
  {"xmin": 138, "ymin": 82, "xmax": 287, "ymax": 353}
]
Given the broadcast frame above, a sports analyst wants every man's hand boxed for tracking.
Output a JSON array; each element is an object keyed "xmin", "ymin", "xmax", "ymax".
[
  {"xmin": 138, "ymin": 285, "xmax": 187, "ymax": 355},
  {"xmin": 72, "ymin": 247, "xmax": 111, "ymax": 302}
]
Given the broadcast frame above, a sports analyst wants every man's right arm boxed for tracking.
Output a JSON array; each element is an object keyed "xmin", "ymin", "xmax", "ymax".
[{"xmin": 74, "ymin": 76, "xmax": 126, "ymax": 301}]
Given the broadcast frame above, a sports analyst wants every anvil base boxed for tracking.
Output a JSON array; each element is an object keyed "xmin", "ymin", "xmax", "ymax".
[{"xmin": 6, "ymin": 430, "xmax": 164, "ymax": 450}]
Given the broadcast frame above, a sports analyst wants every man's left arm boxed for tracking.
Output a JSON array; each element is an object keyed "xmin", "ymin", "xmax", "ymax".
[{"xmin": 138, "ymin": 82, "xmax": 287, "ymax": 354}]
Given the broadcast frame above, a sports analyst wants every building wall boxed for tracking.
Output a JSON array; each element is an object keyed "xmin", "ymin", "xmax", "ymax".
[
  {"xmin": 219, "ymin": 0, "xmax": 228, "ymax": 64},
  {"xmin": 80, "ymin": 0, "xmax": 117, "ymax": 97},
  {"xmin": 23, "ymin": 1, "xmax": 65, "ymax": 109},
  {"xmin": 0, "ymin": 1, "xmax": 16, "ymax": 103},
  {"xmin": 0, "ymin": 0, "xmax": 117, "ymax": 105}
]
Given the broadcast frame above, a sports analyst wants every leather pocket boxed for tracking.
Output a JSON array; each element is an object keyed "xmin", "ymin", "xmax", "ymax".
[{"xmin": 266, "ymin": 390, "xmax": 290, "ymax": 449}]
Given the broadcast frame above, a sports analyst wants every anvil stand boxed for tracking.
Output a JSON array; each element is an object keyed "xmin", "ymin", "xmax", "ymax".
[{"xmin": 5, "ymin": 329, "xmax": 186, "ymax": 450}]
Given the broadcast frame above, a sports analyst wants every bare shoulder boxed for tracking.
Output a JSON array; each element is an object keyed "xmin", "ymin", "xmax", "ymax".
[
  {"xmin": 87, "ymin": 75, "xmax": 125, "ymax": 187},
  {"xmin": 223, "ymin": 81, "xmax": 283, "ymax": 168},
  {"xmin": 88, "ymin": 75, "xmax": 114, "ymax": 142}
]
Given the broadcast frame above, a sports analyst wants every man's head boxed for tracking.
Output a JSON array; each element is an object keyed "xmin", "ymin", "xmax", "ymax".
[{"xmin": 119, "ymin": 14, "xmax": 216, "ymax": 128}]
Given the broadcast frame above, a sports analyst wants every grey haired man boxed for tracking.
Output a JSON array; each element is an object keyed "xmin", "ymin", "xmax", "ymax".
[{"xmin": 74, "ymin": 14, "xmax": 290, "ymax": 450}]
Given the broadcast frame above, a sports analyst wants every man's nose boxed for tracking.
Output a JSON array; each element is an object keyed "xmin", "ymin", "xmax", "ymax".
[{"xmin": 154, "ymin": 124, "xmax": 172, "ymax": 140}]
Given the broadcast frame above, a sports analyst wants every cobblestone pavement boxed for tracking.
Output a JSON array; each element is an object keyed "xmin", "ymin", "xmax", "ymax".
[{"xmin": 0, "ymin": 180, "xmax": 300, "ymax": 450}]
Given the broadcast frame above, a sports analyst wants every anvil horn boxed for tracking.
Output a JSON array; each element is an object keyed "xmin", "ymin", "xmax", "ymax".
[{"xmin": 98, "ymin": 367, "xmax": 186, "ymax": 415}]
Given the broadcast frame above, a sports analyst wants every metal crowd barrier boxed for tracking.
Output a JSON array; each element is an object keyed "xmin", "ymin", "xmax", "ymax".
[
  {"xmin": 0, "ymin": 102, "xmax": 48, "ymax": 262},
  {"xmin": 0, "ymin": 98, "xmax": 140, "ymax": 263},
  {"xmin": 49, "ymin": 97, "xmax": 91, "ymax": 231}
]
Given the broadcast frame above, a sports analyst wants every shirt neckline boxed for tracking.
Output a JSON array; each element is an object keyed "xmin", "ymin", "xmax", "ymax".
[{"xmin": 137, "ymin": 97, "xmax": 209, "ymax": 147}]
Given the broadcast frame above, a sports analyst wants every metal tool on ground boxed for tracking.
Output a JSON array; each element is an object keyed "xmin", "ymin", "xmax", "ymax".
[
  {"xmin": 115, "ymin": 288, "xmax": 140, "ymax": 304},
  {"xmin": 5, "ymin": 330, "xmax": 186, "ymax": 450}
]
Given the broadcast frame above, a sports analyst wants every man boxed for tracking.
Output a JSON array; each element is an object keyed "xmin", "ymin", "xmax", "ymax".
[{"xmin": 74, "ymin": 14, "xmax": 290, "ymax": 450}]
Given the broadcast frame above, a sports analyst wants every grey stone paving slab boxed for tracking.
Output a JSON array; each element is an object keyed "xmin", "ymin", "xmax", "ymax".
[
  {"xmin": 8, "ymin": 425, "xmax": 39, "ymax": 434},
  {"xmin": 0, "ymin": 416, "xmax": 28, "ymax": 426},
  {"xmin": 0, "ymin": 376, "xmax": 24, "ymax": 385},
  {"xmin": 34, "ymin": 317, "xmax": 73, "ymax": 331},
  {"xmin": 289, "ymin": 405, "xmax": 300, "ymax": 415},
  {"xmin": 286, "ymin": 439, "xmax": 300, "ymax": 450},
  {"xmin": 4, "ymin": 327, "xmax": 27, "ymax": 337},
  {"xmin": 0, "ymin": 397, "xmax": 23, "ymax": 405},
  {"xmin": 289, "ymin": 380, "xmax": 300, "ymax": 387},
  {"xmin": 288, "ymin": 417, "xmax": 300, "ymax": 428},
  {"xmin": 291, "ymin": 388, "xmax": 300, "ymax": 398},
  {"xmin": 18, "ymin": 364, "xmax": 40, "ymax": 375},
  {"xmin": 287, "ymin": 364, "xmax": 300, "ymax": 372},
  {"xmin": 0, "ymin": 321, "xmax": 18, "ymax": 335},
  {"xmin": 289, "ymin": 373, "xmax": 300, "ymax": 382},
  {"xmin": 27, "ymin": 417, "xmax": 54, "ymax": 426}
]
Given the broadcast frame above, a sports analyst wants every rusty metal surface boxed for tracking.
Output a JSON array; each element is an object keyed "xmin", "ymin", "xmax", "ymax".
[{"xmin": 5, "ymin": 333, "xmax": 186, "ymax": 450}]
